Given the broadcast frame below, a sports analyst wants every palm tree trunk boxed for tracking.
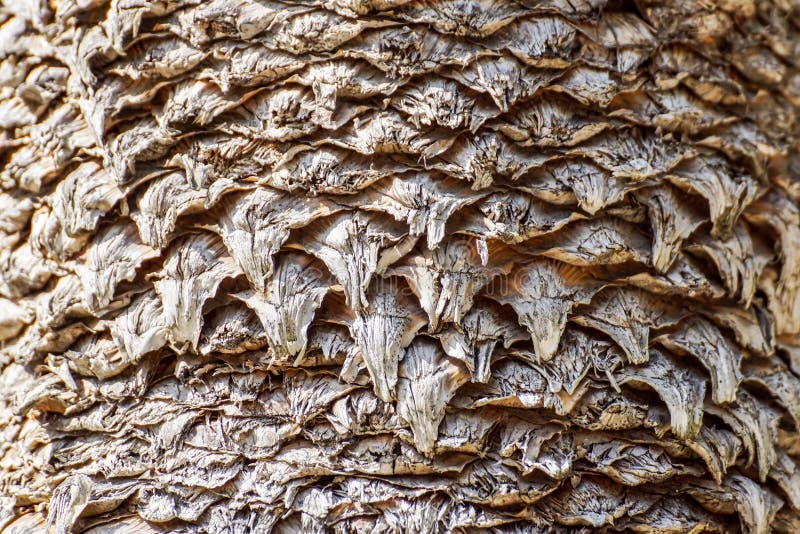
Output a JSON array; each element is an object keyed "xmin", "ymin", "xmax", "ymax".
[{"xmin": 1, "ymin": 0, "xmax": 799, "ymax": 532}]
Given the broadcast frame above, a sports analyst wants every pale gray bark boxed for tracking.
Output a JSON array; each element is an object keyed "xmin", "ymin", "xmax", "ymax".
[{"xmin": 1, "ymin": 0, "xmax": 800, "ymax": 533}]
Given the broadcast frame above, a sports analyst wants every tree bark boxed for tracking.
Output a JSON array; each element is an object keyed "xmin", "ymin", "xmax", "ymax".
[{"xmin": 1, "ymin": 0, "xmax": 799, "ymax": 532}]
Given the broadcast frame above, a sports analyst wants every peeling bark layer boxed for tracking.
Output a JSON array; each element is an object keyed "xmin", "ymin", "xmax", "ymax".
[{"xmin": 1, "ymin": 0, "xmax": 800, "ymax": 533}]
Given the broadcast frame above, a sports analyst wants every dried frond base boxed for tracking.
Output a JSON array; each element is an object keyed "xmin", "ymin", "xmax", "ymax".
[{"xmin": 1, "ymin": 0, "xmax": 800, "ymax": 533}]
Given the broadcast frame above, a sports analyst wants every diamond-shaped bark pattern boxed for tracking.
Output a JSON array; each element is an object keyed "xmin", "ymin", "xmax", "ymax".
[{"xmin": 1, "ymin": 0, "xmax": 799, "ymax": 532}]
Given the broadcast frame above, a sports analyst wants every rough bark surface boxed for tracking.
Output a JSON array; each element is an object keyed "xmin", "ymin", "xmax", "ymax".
[{"xmin": 1, "ymin": 0, "xmax": 800, "ymax": 532}]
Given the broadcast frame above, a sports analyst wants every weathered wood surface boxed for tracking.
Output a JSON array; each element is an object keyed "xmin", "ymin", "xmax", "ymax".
[{"xmin": 0, "ymin": 0, "xmax": 799, "ymax": 532}]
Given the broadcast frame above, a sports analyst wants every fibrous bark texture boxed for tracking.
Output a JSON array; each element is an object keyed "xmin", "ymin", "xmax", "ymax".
[{"xmin": 1, "ymin": 0, "xmax": 800, "ymax": 532}]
